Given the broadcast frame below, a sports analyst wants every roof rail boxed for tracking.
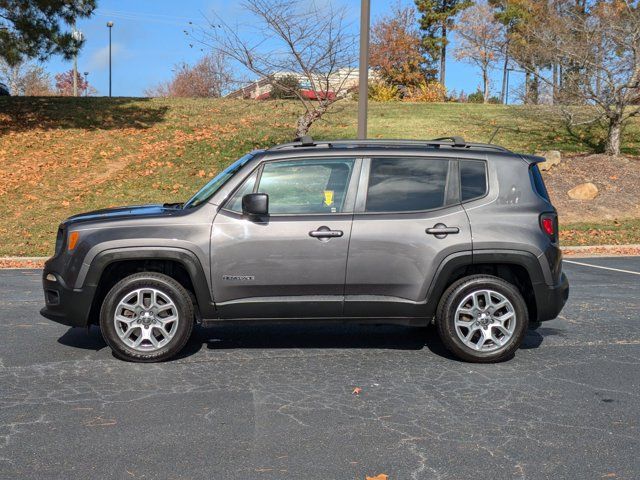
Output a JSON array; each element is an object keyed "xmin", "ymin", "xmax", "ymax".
[
  {"xmin": 268, "ymin": 136, "xmax": 511, "ymax": 153},
  {"xmin": 430, "ymin": 136, "xmax": 466, "ymax": 147}
]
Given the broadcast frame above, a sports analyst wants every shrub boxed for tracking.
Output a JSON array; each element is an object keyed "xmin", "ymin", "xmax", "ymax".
[
  {"xmin": 403, "ymin": 81, "xmax": 446, "ymax": 102},
  {"xmin": 368, "ymin": 81, "xmax": 401, "ymax": 101},
  {"xmin": 270, "ymin": 75, "xmax": 301, "ymax": 99},
  {"xmin": 467, "ymin": 91, "xmax": 484, "ymax": 103}
]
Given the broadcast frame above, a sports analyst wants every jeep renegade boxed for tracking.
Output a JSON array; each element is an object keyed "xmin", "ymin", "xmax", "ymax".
[{"xmin": 41, "ymin": 136, "xmax": 569, "ymax": 363}]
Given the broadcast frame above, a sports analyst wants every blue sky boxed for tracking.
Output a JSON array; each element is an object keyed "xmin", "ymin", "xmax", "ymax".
[{"xmin": 45, "ymin": 0, "xmax": 523, "ymax": 99}]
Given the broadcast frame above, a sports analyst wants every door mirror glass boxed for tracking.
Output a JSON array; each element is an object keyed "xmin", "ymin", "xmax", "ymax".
[{"xmin": 242, "ymin": 193, "xmax": 269, "ymax": 216}]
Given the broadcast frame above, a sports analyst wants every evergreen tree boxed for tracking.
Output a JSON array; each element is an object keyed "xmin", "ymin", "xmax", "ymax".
[
  {"xmin": 414, "ymin": 0, "xmax": 472, "ymax": 86},
  {"xmin": 0, "ymin": 0, "xmax": 96, "ymax": 66}
]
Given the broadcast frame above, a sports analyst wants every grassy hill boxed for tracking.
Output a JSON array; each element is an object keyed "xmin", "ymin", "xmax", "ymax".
[{"xmin": 1, "ymin": 97, "xmax": 639, "ymax": 256}]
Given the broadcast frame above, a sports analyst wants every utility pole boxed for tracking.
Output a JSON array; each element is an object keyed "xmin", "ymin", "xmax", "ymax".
[
  {"xmin": 72, "ymin": 27, "xmax": 83, "ymax": 97},
  {"xmin": 107, "ymin": 21, "xmax": 114, "ymax": 97},
  {"xmin": 357, "ymin": 0, "xmax": 370, "ymax": 140}
]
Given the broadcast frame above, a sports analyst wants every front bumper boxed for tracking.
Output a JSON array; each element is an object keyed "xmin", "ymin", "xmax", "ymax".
[
  {"xmin": 533, "ymin": 272, "xmax": 569, "ymax": 322},
  {"xmin": 40, "ymin": 270, "xmax": 95, "ymax": 327}
]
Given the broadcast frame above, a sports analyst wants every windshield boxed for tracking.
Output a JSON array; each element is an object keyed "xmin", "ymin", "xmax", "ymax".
[{"xmin": 183, "ymin": 153, "xmax": 255, "ymax": 209}]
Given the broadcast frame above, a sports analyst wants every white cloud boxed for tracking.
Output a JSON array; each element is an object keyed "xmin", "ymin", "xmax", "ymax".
[{"xmin": 88, "ymin": 43, "xmax": 125, "ymax": 71}]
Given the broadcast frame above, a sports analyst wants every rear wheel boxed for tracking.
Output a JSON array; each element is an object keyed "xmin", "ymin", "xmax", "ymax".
[
  {"xmin": 436, "ymin": 275, "xmax": 528, "ymax": 363},
  {"xmin": 99, "ymin": 272, "xmax": 194, "ymax": 362}
]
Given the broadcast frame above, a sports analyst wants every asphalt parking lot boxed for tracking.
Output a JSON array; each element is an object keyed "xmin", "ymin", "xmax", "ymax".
[{"xmin": 0, "ymin": 257, "xmax": 638, "ymax": 480}]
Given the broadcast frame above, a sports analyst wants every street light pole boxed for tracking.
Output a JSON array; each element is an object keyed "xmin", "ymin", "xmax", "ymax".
[
  {"xmin": 84, "ymin": 72, "xmax": 89, "ymax": 97},
  {"xmin": 107, "ymin": 21, "xmax": 114, "ymax": 97},
  {"xmin": 357, "ymin": 0, "xmax": 370, "ymax": 140}
]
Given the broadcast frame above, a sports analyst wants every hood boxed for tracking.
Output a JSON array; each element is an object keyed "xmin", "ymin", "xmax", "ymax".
[{"xmin": 62, "ymin": 203, "xmax": 182, "ymax": 227}]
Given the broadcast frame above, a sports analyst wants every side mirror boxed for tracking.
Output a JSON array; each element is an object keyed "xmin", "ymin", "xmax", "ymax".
[{"xmin": 242, "ymin": 193, "xmax": 269, "ymax": 217}]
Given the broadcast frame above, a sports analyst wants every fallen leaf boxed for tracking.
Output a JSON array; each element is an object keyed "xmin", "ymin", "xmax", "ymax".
[
  {"xmin": 366, "ymin": 474, "xmax": 388, "ymax": 480},
  {"xmin": 352, "ymin": 387, "xmax": 362, "ymax": 395}
]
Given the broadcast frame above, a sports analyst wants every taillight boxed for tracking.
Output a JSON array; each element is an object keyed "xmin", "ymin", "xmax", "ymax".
[{"xmin": 540, "ymin": 213, "xmax": 558, "ymax": 241}]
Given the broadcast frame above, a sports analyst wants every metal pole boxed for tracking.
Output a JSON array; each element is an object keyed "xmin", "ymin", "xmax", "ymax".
[
  {"xmin": 357, "ymin": 0, "xmax": 370, "ymax": 140},
  {"xmin": 107, "ymin": 22, "xmax": 113, "ymax": 97},
  {"xmin": 72, "ymin": 25, "xmax": 81, "ymax": 97},
  {"xmin": 505, "ymin": 69, "xmax": 510, "ymax": 105},
  {"xmin": 84, "ymin": 72, "xmax": 89, "ymax": 97},
  {"xmin": 73, "ymin": 54, "xmax": 78, "ymax": 97}
]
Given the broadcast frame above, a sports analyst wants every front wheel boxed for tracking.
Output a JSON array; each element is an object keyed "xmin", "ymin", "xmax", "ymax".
[
  {"xmin": 436, "ymin": 275, "xmax": 529, "ymax": 363},
  {"xmin": 99, "ymin": 272, "xmax": 194, "ymax": 362}
]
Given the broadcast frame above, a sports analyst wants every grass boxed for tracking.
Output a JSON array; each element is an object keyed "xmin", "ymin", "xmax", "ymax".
[
  {"xmin": 0, "ymin": 96, "xmax": 639, "ymax": 256},
  {"xmin": 562, "ymin": 219, "xmax": 640, "ymax": 246}
]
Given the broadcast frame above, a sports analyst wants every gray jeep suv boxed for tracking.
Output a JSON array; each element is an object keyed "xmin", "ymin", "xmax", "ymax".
[{"xmin": 41, "ymin": 136, "xmax": 569, "ymax": 363}]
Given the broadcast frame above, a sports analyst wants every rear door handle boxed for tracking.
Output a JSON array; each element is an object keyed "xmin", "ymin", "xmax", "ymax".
[
  {"xmin": 309, "ymin": 226, "xmax": 343, "ymax": 239},
  {"xmin": 426, "ymin": 223, "xmax": 460, "ymax": 238}
]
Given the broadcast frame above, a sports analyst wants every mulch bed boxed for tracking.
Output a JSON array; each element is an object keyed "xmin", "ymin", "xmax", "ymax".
[{"xmin": 544, "ymin": 154, "xmax": 640, "ymax": 223}]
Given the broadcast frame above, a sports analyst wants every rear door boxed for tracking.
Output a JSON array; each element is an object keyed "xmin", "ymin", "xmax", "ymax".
[
  {"xmin": 344, "ymin": 156, "xmax": 472, "ymax": 318},
  {"xmin": 211, "ymin": 156, "xmax": 360, "ymax": 319}
]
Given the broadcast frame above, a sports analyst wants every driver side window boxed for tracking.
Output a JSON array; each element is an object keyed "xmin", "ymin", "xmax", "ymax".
[{"xmin": 227, "ymin": 158, "xmax": 355, "ymax": 215}]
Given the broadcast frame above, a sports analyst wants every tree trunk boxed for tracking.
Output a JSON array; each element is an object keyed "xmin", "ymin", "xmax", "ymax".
[
  {"xmin": 552, "ymin": 63, "xmax": 558, "ymax": 105},
  {"xmin": 9, "ymin": 65, "xmax": 20, "ymax": 96},
  {"xmin": 440, "ymin": 24, "xmax": 447, "ymax": 86},
  {"xmin": 483, "ymin": 67, "xmax": 489, "ymax": 104},
  {"xmin": 295, "ymin": 104, "xmax": 329, "ymax": 137},
  {"xmin": 605, "ymin": 117, "xmax": 623, "ymax": 156}
]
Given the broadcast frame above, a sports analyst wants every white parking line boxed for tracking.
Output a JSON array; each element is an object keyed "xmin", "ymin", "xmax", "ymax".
[{"xmin": 563, "ymin": 260, "xmax": 640, "ymax": 275}]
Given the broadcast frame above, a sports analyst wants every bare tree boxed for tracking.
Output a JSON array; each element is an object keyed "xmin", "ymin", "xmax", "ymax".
[
  {"xmin": 21, "ymin": 64, "xmax": 54, "ymax": 95},
  {"xmin": 454, "ymin": 2, "xmax": 505, "ymax": 103},
  {"xmin": 0, "ymin": 59, "xmax": 53, "ymax": 95},
  {"xmin": 194, "ymin": 0, "xmax": 357, "ymax": 137},
  {"xmin": 527, "ymin": 0, "xmax": 640, "ymax": 155},
  {"xmin": 145, "ymin": 52, "xmax": 234, "ymax": 98}
]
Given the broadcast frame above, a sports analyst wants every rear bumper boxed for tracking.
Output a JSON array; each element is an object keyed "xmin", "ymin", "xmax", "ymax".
[
  {"xmin": 40, "ymin": 270, "xmax": 95, "ymax": 327},
  {"xmin": 533, "ymin": 272, "xmax": 569, "ymax": 322}
]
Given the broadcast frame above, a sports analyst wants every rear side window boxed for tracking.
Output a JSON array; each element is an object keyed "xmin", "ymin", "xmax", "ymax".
[
  {"xmin": 460, "ymin": 160, "xmax": 487, "ymax": 202},
  {"xmin": 366, "ymin": 157, "xmax": 448, "ymax": 212},
  {"xmin": 529, "ymin": 164, "xmax": 550, "ymax": 202}
]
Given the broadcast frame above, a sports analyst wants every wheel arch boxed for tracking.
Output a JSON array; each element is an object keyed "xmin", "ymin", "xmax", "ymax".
[
  {"xmin": 84, "ymin": 247, "xmax": 215, "ymax": 324},
  {"xmin": 426, "ymin": 249, "xmax": 545, "ymax": 321}
]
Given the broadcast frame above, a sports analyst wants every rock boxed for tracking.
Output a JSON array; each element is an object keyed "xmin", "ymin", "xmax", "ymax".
[
  {"xmin": 538, "ymin": 150, "xmax": 562, "ymax": 171},
  {"xmin": 568, "ymin": 182, "xmax": 598, "ymax": 200}
]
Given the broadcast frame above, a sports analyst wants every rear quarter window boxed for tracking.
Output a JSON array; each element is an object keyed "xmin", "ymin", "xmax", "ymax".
[
  {"xmin": 529, "ymin": 164, "xmax": 551, "ymax": 202},
  {"xmin": 460, "ymin": 160, "xmax": 487, "ymax": 202}
]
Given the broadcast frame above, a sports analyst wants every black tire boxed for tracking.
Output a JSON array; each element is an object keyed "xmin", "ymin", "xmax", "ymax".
[
  {"xmin": 436, "ymin": 275, "xmax": 529, "ymax": 363},
  {"xmin": 99, "ymin": 272, "xmax": 194, "ymax": 362}
]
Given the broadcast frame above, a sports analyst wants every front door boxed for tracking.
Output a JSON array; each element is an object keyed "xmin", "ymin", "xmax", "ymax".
[
  {"xmin": 211, "ymin": 157, "xmax": 360, "ymax": 319},
  {"xmin": 344, "ymin": 156, "xmax": 472, "ymax": 317}
]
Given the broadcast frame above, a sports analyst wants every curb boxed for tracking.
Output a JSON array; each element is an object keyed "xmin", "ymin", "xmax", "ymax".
[
  {"xmin": 0, "ymin": 257, "xmax": 49, "ymax": 261},
  {"xmin": 562, "ymin": 244, "xmax": 640, "ymax": 257},
  {"xmin": 562, "ymin": 244, "xmax": 640, "ymax": 251}
]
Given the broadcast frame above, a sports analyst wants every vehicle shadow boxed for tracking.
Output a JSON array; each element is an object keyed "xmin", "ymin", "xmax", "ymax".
[
  {"xmin": 56, "ymin": 322, "xmax": 549, "ymax": 361},
  {"xmin": 181, "ymin": 323, "xmax": 465, "ymax": 362},
  {"xmin": 57, "ymin": 325, "xmax": 107, "ymax": 351}
]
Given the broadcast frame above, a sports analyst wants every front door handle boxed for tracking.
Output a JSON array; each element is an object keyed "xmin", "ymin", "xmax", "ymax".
[
  {"xmin": 309, "ymin": 226, "xmax": 344, "ymax": 239},
  {"xmin": 426, "ymin": 223, "xmax": 460, "ymax": 238}
]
